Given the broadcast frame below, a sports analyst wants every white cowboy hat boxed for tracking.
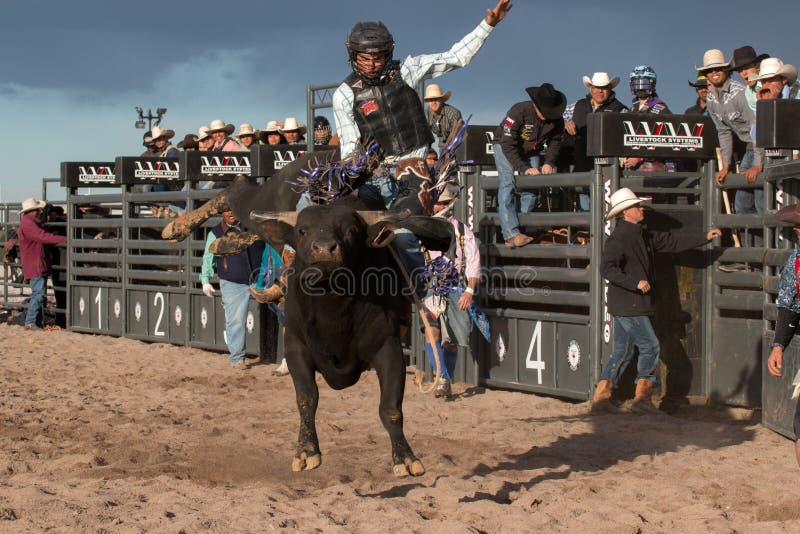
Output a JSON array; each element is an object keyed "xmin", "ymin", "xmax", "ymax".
[
  {"xmin": 20, "ymin": 198, "xmax": 47, "ymax": 214},
  {"xmin": 236, "ymin": 123, "xmax": 256, "ymax": 138},
  {"xmin": 197, "ymin": 125, "xmax": 210, "ymax": 141},
  {"xmin": 207, "ymin": 119, "xmax": 235, "ymax": 135},
  {"xmin": 279, "ymin": 117, "xmax": 306, "ymax": 135},
  {"xmin": 582, "ymin": 72, "xmax": 619, "ymax": 89},
  {"xmin": 750, "ymin": 57, "xmax": 798, "ymax": 85},
  {"xmin": 424, "ymin": 83, "xmax": 451, "ymax": 102},
  {"xmin": 149, "ymin": 125, "xmax": 175, "ymax": 141},
  {"xmin": 262, "ymin": 120, "xmax": 282, "ymax": 133},
  {"xmin": 606, "ymin": 188, "xmax": 648, "ymax": 220},
  {"xmin": 695, "ymin": 49, "xmax": 731, "ymax": 71}
]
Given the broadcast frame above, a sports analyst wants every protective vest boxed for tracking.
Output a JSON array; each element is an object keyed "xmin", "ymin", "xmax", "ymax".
[
  {"xmin": 210, "ymin": 223, "xmax": 264, "ymax": 285},
  {"xmin": 344, "ymin": 64, "xmax": 433, "ymax": 156}
]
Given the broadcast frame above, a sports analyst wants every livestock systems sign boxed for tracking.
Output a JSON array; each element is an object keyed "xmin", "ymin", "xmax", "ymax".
[
  {"xmin": 756, "ymin": 99, "xmax": 800, "ymax": 149},
  {"xmin": 587, "ymin": 113, "xmax": 718, "ymax": 159},
  {"xmin": 179, "ymin": 151, "xmax": 251, "ymax": 182},
  {"xmin": 249, "ymin": 144, "xmax": 339, "ymax": 178},
  {"xmin": 60, "ymin": 162, "xmax": 119, "ymax": 188},
  {"xmin": 115, "ymin": 157, "xmax": 181, "ymax": 185},
  {"xmin": 457, "ymin": 125, "xmax": 497, "ymax": 166}
]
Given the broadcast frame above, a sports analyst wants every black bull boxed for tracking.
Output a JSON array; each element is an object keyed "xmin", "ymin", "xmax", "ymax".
[{"xmin": 161, "ymin": 152, "xmax": 454, "ymax": 476}]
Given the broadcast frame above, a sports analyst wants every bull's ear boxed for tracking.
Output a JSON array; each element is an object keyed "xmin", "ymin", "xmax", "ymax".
[
  {"xmin": 250, "ymin": 210, "xmax": 296, "ymax": 249},
  {"xmin": 396, "ymin": 215, "xmax": 454, "ymax": 252}
]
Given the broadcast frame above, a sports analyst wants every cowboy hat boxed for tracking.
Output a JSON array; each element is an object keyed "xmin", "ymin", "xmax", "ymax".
[
  {"xmin": 775, "ymin": 203, "xmax": 800, "ymax": 225},
  {"xmin": 695, "ymin": 49, "xmax": 731, "ymax": 72},
  {"xmin": 750, "ymin": 57, "xmax": 798, "ymax": 85},
  {"xmin": 688, "ymin": 75, "xmax": 709, "ymax": 88},
  {"xmin": 207, "ymin": 119, "xmax": 235, "ymax": 135},
  {"xmin": 605, "ymin": 188, "xmax": 648, "ymax": 220},
  {"xmin": 582, "ymin": 72, "xmax": 619, "ymax": 90},
  {"xmin": 142, "ymin": 131, "xmax": 154, "ymax": 147},
  {"xmin": 525, "ymin": 83, "xmax": 567, "ymax": 121},
  {"xmin": 261, "ymin": 120, "xmax": 283, "ymax": 133},
  {"xmin": 177, "ymin": 133, "xmax": 199, "ymax": 149},
  {"xmin": 197, "ymin": 125, "xmax": 210, "ymax": 142},
  {"xmin": 20, "ymin": 198, "xmax": 47, "ymax": 214},
  {"xmin": 149, "ymin": 125, "xmax": 175, "ymax": 141},
  {"xmin": 424, "ymin": 83, "xmax": 451, "ymax": 102},
  {"xmin": 236, "ymin": 123, "xmax": 256, "ymax": 138},
  {"xmin": 279, "ymin": 117, "xmax": 306, "ymax": 135},
  {"xmin": 730, "ymin": 45, "xmax": 769, "ymax": 71}
]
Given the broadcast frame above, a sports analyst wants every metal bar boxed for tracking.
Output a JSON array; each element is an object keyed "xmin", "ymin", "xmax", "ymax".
[
  {"xmin": 493, "ymin": 265, "xmax": 591, "ymax": 284},
  {"xmin": 481, "ymin": 243, "xmax": 591, "ymax": 259},
  {"xmin": 479, "ymin": 213, "xmax": 591, "ymax": 227},
  {"xmin": 478, "ymin": 172, "xmax": 593, "ymax": 190},
  {"xmin": 487, "ymin": 289, "xmax": 590, "ymax": 307}
]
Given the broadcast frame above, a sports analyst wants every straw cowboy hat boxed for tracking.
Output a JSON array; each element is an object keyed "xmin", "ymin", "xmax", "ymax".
[
  {"xmin": 279, "ymin": 117, "xmax": 306, "ymax": 134},
  {"xmin": 582, "ymin": 72, "xmax": 619, "ymax": 90},
  {"xmin": 606, "ymin": 188, "xmax": 648, "ymax": 220},
  {"xmin": 261, "ymin": 120, "xmax": 282, "ymax": 133},
  {"xmin": 688, "ymin": 75, "xmax": 709, "ymax": 88},
  {"xmin": 730, "ymin": 45, "xmax": 769, "ymax": 71},
  {"xmin": 149, "ymin": 125, "xmax": 175, "ymax": 141},
  {"xmin": 750, "ymin": 57, "xmax": 798, "ymax": 85},
  {"xmin": 525, "ymin": 83, "xmax": 567, "ymax": 121},
  {"xmin": 424, "ymin": 84, "xmax": 451, "ymax": 102},
  {"xmin": 695, "ymin": 49, "xmax": 731, "ymax": 71},
  {"xmin": 207, "ymin": 119, "xmax": 235, "ymax": 135},
  {"xmin": 196, "ymin": 125, "xmax": 210, "ymax": 141},
  {"xmin": 236, "ymin": 123, "xmax": 256, "ymax": 138},
  {"xmin": 177, "ymin": 133, "xmax": 199, "ymax": 149},
  {"xmin": 20, "ymin": 198, "xmax": 47, "ymax": 214}
]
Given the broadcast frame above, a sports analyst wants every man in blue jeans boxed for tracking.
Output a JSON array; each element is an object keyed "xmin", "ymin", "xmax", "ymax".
[
  {"xmin": 493, "ymin": 83, "xmax": 566, "ymax": 247},
  {"xmin": 17, "ymin": 198, "xmax": 67, "ymax": 330},
  {"xmin": 592, "ymin": 188, "xmax": 721, "ymax": 413},
  {"xmin": 200, "ymin": 210, "xmax": 265, "ymax": 369}
]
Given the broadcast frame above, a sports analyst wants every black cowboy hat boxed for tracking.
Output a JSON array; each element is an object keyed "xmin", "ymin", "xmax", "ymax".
[
  {"xmin": 688, "ymin": 75, "xmax": 709, "ymax": 88},
  {"xmin": 176, "ymin": 133, "xmax": 199, "ymax": 150},
  {"xmin": 525, "ymin": 83, "xmax": 567, "ymax": 121},
  {"xmin": 730, "ymin": 45, "xmax": 769, "ymax": 71},
  {"xmin": 775, "ymin": 203, "xmax": 800, "ymax": 226}
]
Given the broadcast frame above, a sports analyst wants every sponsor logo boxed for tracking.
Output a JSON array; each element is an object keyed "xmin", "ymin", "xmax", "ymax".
[
  {"xmin": 603, "ymin": 176, "xmax": 612, "ymax": 344},
  {"xmin": 78, "ymin": 166, "xmax": 116, "ymax": 184},
  {"xmin": 622, "ymin": 120, "xmax": 704, "ymax": 151},
  {"xmin": 273, "ymin": 150, "xmax": 304, "ymax": 170},
  {"xmin": 359, "ymin": 99, "xmax": 379, "ymax": 116},
  {"xmin": 134, "ymin": 160, "xmax": 180, "ymax": 180},
  {"xmin": 484, "ymin": 130, "xmax": 495, "ymax": 155},
  {"xmin": 496, "ymin": 333, "xmax": 506, "ymax": 362},
  {"xmin": 200, "ymin": 156, "xmax": 250, "ymax": 175},
  {"xmin": 567, "ymin": 340, "xmax": 581, "ymax": 371}
]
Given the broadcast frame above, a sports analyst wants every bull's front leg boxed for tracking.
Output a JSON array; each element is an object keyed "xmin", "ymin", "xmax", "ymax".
[
  {"xmin": 373, "ymin": 337, "xmax": 425, "ymax": 477},
  {"xmin": 286, "ymin": 330, "xmax": 322, "ymax": 472}
]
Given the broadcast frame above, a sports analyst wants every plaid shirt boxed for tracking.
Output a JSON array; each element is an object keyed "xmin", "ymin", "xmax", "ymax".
[{"xmin": 333, "ymin": 20, "xmax": 493, "ymax": 159}]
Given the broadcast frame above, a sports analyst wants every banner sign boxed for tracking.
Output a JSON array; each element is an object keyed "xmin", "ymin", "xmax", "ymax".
[
  {"xmin": 456, "ymin": 125, "xmax": 497, "ymax": 166},
  {"xmin": 179, "ymin": 151, "xmax": 250, "ymax": 182},
  {"xmin": 587, "ymin": 113, "xmax": 718, "ymax": 159},
  {"xmin": 60, "ymin": 161, "xmax": 119, "ymax": 188},
  {"xmin": 115, "ymin": 157, "xmax": 181, "ymax": 185},
  {"xmin": 249, "ymin": 144, "xmax": 339, "ymax": 178},
  {"xmin": 756, "ymin": 99, "xmax": 800, "ymax": 149}
]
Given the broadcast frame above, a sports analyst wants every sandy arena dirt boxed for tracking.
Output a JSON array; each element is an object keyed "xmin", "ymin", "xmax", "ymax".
[{"xmin": 1, "ymin": 324, "xmax": 799, "ymax": 532}]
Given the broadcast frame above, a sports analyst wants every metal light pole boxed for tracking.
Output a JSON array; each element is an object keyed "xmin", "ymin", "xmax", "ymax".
[{"xmin": 134, "ymin": 106, "xmax": 168, "ymax": 132}]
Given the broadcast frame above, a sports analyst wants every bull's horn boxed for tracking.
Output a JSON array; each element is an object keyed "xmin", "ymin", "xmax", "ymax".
[
  {"xmin": 250, "ymin": 210, "xmax": 298, "ymax": 225},
  {"xmin": 357, "ymin": 209, "xmax": 411, "ymax": 227}
]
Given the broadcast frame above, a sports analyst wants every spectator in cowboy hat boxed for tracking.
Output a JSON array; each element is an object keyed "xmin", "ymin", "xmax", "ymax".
[
  {"xmin": 592, "ymin": 187, "xmax": 721, "ymax": 414},
  {"xmin": 259, "ymin": 120, "xmax": 285, "ymax": 145},
  {"xmin": 207, "ymin": 119, "xmax": 240, "ymax": 151},
  {"xmin": 197, "ymin": 125, "xmax": 213, "ymax": 151},
  {"xmin": 424, "ymin": 83, "xmax": 463, "ymax": 150},
  {"xmin": 564, "ymin": 72, "xmax": 628, "ymax": 210},
  {"xmin": 17, "ymin": 198, "xmax": 67, "ymax": 331},
  {"xmin": 685, "ymin": 75, "xmax": 709, "ymax": 115},
  {"xmin": 751, "ymin": 57, "xmax": 799, "ymax": 101},
  {"xmin": 140, "ymin": 131, "xmax": 157, "ymax": 157},
  {"xmin": 279, "ymin": 117, "xmax": 306, "ymax": 145},
  {"xmin": 730, "ymin": 45, "xmax": 770, "ymax": 112},
  {"xmin": 150, "ymin": 125, "xmax": 179, "ymax": 158},
  {"xmin": 494, "ymin": 82, "xmax": 566, "ymax": 248},
  {"xmin": 176, "ymin": 133, "xmax": 199, "ymax": 151},
  {"xmin": 236, "ymin": 123, "xmax": 257, "ymax": 150}
]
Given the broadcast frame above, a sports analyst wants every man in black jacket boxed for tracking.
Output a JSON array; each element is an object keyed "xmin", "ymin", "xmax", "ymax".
[{"xmin": 592, "ymin": 188, "xmax": 721, "ymax": 413}]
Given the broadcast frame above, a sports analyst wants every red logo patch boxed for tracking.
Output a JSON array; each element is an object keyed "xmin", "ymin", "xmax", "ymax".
[{"xmin": 360, "ymin": 99, "xmax": 379, "ymax": 116}]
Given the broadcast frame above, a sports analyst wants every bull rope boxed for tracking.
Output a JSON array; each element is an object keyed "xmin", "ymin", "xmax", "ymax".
[{"xmin": 383, "ymin": 237, "xmax": 442, "ymax": 395}]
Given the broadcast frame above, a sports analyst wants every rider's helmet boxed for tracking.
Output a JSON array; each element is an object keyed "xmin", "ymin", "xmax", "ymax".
[
  {"xmin": 346, "ymin": 21, "xmax": 394, "ymax": 81},
  {"xmin": 313, "ymin": 116, "xmax": 332, "ymax": 145},
  {"xmin": 629, "ymin": 65, "xmax": 657, "ymax": 99}
]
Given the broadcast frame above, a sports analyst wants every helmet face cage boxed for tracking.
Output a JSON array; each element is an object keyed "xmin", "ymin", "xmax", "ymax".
[
  {"xmin": 313, "ymin": 116, "xmax": 332, "ymax": 145},
  {"xmin": 629, "ymin": 65, "xmax": 657, "ymax": 97}
]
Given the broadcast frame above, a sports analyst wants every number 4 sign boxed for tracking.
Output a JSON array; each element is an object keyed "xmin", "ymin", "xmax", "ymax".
[{"xmin": 525, "ymin": 321, "xmax": 545, "ymax": 385}]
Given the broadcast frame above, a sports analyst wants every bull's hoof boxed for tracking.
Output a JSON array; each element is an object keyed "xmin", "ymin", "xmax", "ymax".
[
  {"xmin": 292, "ymin": 452, "xmax": 322, "ymax": 472},
  {"xmin": 161, "ymin": 218, "xmax": 191, "ymax": 242},
  {"xmin": 393, "ymin": 458, "xmax": 425, "ymax": 477},
  {"xmin": 209, "ymin": 232, "xmax": 260, "ymax": 256}
]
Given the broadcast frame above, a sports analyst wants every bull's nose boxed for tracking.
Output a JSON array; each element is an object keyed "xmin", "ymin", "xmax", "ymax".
[{"xmin": 311, "ymin": 240, "xmax": 340, "ymax": 257}]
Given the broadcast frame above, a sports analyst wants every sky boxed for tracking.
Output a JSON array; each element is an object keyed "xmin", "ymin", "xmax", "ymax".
[{"xmin": 1, "ymin": 0, "xmax": 798, "ymax": 202}]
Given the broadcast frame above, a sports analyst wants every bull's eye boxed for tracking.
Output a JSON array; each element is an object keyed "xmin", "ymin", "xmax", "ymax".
[{"xmin": 298, "ymin": 227, "xmax": 307, "ymax": 236}]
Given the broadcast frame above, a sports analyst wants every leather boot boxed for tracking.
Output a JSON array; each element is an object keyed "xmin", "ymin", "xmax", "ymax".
[
  {"xmin": 631, "ymin": 379, "xmax": 661, "ymax": 414},
  {"xmin": 591, "ymin": 379, "xmax": 621, "ymax": 414}
]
